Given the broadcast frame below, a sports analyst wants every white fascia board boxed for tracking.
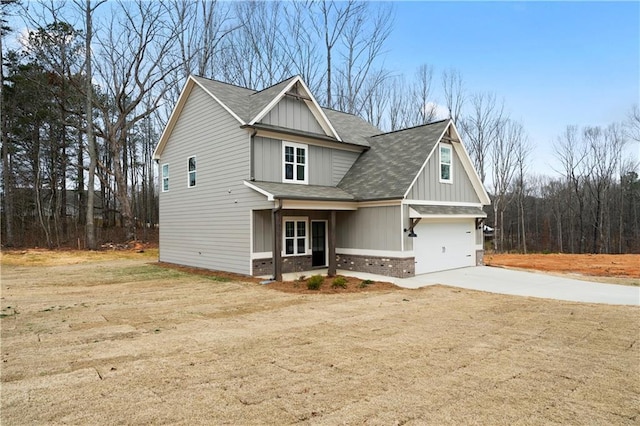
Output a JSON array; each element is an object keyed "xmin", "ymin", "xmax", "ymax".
[
  {"xmin": 153, "ymin": 77, "xmax": 195, "ymax": 160},
  {"xmin": 357, "ymin": 199, "xmax": 402, "ymax": 208},
  {"xmin": 336, "ymin": 248, "xmax": 415, "ymax": 258},
  {"xmin": 448, "ymin": 121, "xmax": 491, "ymax": 205},
  {"xmin": 193, "ymin": 77, "xmax": 246, "ymax": 126},
  {"xmin": 297, "ymin": 78, "xmax": 342, "ymax": 141},
  {"xmin": 403, "ymin": 199, "xmax": 483, "ymax": 207},
  {"xmin": 243, "ymin": 181, "xmax": 275, "ymax": 201},
  {"xmin": 402, "ymin": 121, "xmax": 450, "ymax": 199}
]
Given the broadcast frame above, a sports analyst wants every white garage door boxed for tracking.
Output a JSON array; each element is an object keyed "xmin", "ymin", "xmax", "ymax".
[{"xmin": 413, "ymin": 219, "xmax": 475, "ymax": 275}]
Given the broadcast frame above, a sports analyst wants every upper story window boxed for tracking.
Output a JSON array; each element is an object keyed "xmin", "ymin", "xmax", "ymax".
[
  {"xmin": 188, "ymin": 156, "xmax": 197, "ymax": 187},
  {"xmin": 283, "ymin": 141, "xmax": 308, "ymax": 184},
  {"xmin": 162, "ymin": 164, "xmax": 169, "ymax": 192},
  {"xmin": 439, "ymin": 144, "xmax": 452, "ymax": 184}
]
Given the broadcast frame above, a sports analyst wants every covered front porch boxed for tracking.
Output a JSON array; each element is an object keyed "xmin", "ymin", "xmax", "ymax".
[{"xmin": 246, "ymin": 180, "xmax": 357, "ymax": 280}]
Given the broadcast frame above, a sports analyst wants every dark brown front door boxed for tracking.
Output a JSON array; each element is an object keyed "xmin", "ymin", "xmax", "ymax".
[{"xmin": 312, "ymin": 221, "xmax": 326, "ymax": 267}]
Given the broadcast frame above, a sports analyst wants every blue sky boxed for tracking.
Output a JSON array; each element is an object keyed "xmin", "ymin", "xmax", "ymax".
[{"xmin": 387, "ymin": 1, "xmax": 639, "ymax": 176}]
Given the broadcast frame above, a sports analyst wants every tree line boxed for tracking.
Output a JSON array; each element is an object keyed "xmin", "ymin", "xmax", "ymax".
[{"xmin": 1, "ymin": 0, "xmax": 638, "ymax": 254}]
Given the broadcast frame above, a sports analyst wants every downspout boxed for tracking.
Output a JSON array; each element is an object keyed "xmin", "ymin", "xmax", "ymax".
[{"xmin": 250, "ymin": 129, "xmax": 257, "ymax": 181}]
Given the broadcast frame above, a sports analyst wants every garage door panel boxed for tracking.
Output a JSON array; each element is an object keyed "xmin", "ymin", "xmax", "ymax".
[{"xmin": 414, "ymin": 220, "xmax": 475, "ymax": 274}]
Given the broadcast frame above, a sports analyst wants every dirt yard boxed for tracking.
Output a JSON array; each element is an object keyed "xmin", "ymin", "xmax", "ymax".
[
  {"xmin": 486, "ymin": 253, "xmax": 640, "ymax": 285},
  {"xmin": 1, "ymin": 250, "xmax": 639, "ymax": 424}
]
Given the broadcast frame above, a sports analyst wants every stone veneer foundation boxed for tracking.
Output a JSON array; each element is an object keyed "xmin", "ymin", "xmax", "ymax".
[{"xmin": 252, "ymin": 254, "xmax": 416, "ymax": 278}]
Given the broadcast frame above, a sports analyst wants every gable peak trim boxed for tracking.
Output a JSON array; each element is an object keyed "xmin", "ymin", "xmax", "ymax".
[{"xmin": 249, "ymin": 76, "xmax": 342, "ymax": 141}]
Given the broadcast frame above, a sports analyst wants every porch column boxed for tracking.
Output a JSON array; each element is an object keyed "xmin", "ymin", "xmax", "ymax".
[
  {"xmin": 272, "ymin": 207, "xmax": 282, "ymax": 281},
  {"xmin": 328, "ymin": 210, "xmax": 337, "ymax": 277}
]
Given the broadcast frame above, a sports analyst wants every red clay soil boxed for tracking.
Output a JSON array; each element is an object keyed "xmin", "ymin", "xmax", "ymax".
[{"xmin": 485, "ymin": 253, "xmax": 640, "ymax": 278}]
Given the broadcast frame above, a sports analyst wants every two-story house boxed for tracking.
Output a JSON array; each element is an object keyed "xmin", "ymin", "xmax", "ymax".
[{"xmin": 152, "ymin": 75, "xmax": 490, "ymax": 280}]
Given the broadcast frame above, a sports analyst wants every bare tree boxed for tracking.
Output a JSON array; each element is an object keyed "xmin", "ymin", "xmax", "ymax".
[
  {"xmin": 460, "ymin": 91, "xmax": 504, "ymax": 184},
  {"xmin": 553, "ymin": 125, "xmax": 588, "ymax": 253},
  {"xmin": 314, "ymin": 0, "xmax": 362, "ymax": 108},
  {"xmin": 490, "ymin": 119, "xmax": 523, "ymax": 252},
  {"xmin": 441, "ymin": 68, "xmax": 464, "ymax": 125},
  {"xmin": 92, "ymin": 0, "xmax": 183, "ymax": 241},
  {"xmin": 513, "ymin": 131, "xmax": 532, "ymax": 253},
  {"xmin": 333, "ymin": 2, "xmax": 392, "ymax": 115},
  {"xmin": 1, "ymin": 0, "xmax": 20, "ymax": 246},
  {"xmin": 411, "ymin": 63, "xmax": 437, "ymax": 125}
]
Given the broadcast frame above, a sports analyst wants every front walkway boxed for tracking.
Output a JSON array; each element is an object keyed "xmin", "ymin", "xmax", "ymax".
[{"xmin": 275, "ymin": 266, "xmax": 640, "ymax": 306}]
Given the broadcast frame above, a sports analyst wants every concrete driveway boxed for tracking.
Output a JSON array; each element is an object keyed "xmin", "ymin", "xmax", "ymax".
[{"xmin": 396, "ymin": 266, "xmax": 640, "ymax": 306}]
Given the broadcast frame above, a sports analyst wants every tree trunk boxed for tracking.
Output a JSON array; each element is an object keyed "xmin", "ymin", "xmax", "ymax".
[
  {"xmin": 0, "ymin": 31, "xmax": 14, "ymax": 246},
  {"xmin": 85, "ymin": 0, "xmax": 97, "ymax": 250}
]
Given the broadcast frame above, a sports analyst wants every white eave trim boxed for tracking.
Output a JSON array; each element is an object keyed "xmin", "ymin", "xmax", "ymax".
[
  {"xmin": 448, "ymin": 121, "xmax": 491, "ymax": 205},
  {"xmin": 403, "ymin": 200, "xmax": 483, "ymax": 207},
  {"xmin": 409, "ymin": 207, "xmax": 487, "ymax": 219},
  {"xmin": 193, "ymin": 77, "xmax": 246, "ymax": 125},
  {"xmin": 249, "ymin": 76, "xmax": 342, "ymax": 142},
  {"xmin": 243, "ymin": 181, "xmax": 275, "ymax": 201}
]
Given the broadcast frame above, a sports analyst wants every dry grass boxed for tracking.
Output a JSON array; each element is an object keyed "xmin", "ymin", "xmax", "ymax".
[{"xmin": 1, "ymin": 253, "xmax": 639, "ymax": 424}]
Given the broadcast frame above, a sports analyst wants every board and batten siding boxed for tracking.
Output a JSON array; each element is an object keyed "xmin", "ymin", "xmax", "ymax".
[
  {"xmin": 336, "ymin": 206, "xmax": 401, "ymax": 251},
  {"xmin": 253, "ymin": 136, "xmax": 360, "ymax": 186},
  {"xmin": 253, "ymin": 209, "xmax": 331, "ymax": 254},
  {"xmin": 159, "ymin": 84, "xmax": 272, "ymax": 275},
  {"xmin": 260, "ymin": 96, "xmax": 324, "ymax": 134},
  {"xmin": 407, "ymin": 143, "xmax": 480, "ymax": 203}
]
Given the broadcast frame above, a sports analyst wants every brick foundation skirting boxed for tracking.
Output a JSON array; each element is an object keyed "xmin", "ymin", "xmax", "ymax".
[
  {"xmin": 475, "ymin": 249, "xmax": 484, "ymax": 266},
  {"xmin": 336, "ymin": 254, "xmax": 415, "ymax": 278},
  {"xmin": 252, "ymin": 253, "xmax": 416, "ymax": 278}
]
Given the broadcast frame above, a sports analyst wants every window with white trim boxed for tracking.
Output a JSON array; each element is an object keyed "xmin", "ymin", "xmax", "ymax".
[
  {"xmin": 188, "ymin": 156, "xmax": 196, "ymax": 187},
  {"xmin": 283, "ymin": 142, "xmax": 307, "ymax": 184},
  {"xmin": 162, "ymin": 163, "xmax": 169, "ymax": 192},
  {"xmin": 439, "ymin": 144, "xmax": 452, "ymax": 183},
  {"xmin": 283, "ymin": 217, "xmax": 307, "ymax": 255}
]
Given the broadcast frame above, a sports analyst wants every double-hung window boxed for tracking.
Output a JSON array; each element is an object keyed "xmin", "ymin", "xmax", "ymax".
[
  {"xmin": 284, "ymin": 217, "xmax": 307, "ymax": 255},
  {"xmin": 188, "ymin": 156, "xmax": 197, "ymax": 187},
  {"xmin": 162, "ymin": 164, "xmax": 169, "ymax": 192},
  {"xmin": 283, "ymin": 142, "xmax": 307, "ymax": 184},
  {"xmin": 439, "ymin": 144, "xmax": 452, "ymax": 183}
]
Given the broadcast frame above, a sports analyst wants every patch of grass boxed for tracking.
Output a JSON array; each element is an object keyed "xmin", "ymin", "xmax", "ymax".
[
  {"xmin": 331, "ymin": 276, "xmax": 348, "ymax": 289},
  {"xmin": 203, "ymin": 275, "xmax": 232, "ymax": 282},
  {"xmin": 359, "ymin": 279, "xmax": 374, "ymax": 288},
  {"xmin": 306, "ymin": 275, "xmax": 324, "ymax": 290}
]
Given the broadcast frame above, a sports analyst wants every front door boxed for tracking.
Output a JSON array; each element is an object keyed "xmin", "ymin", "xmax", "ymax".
[{"xmin": 311, "ymin": 221, "xmax": 327, "ymax": 267}]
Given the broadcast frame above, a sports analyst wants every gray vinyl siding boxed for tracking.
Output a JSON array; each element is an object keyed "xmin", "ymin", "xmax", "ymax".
[
  {"xmin": 253, "ymin": 137, "xmax": 360, "ymax": 186},
  {"xmin": 402, "ymin": 204, "xmax": 413, "ymax": 251},
  {"xmin": 336, "ymin": 206, "xmax": 401, "ymax": 251},
  {"xmin": 261, "ymin": 96, "xmax": 325, "ymax": 134},
  {"xmin": 407, "ymin": 143, "xmax": 480, "ymax": 203},
  {"xmin": 158, "ymin": 85, "xmax": 273, "ymax": 275}
]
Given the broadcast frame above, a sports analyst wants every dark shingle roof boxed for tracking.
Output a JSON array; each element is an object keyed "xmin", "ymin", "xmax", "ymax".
[
  {"xmin": 321, "ymin": 108, "xmax": 380, "ymax": 147},
  {"xmin": 410, "ymin": 205, "xmax": 487, "ymax": 217},
  {"xmin": 249, "ymin": 181, "xmax": 355, "ymax": 201},
  {"xmin": 338, "ymin": 120, "xmax": 450, "ymax": 200},
  {"xmin": 191, "ymin": 75, "xmax": 377, "ymax": 147}
]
